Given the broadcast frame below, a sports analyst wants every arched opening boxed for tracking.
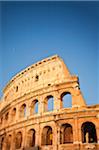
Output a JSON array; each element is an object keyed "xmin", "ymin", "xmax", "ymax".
[
  {"xmin": 5, "ymin": 112, "xmax": 9, "ymax": 122},
  {"xmin": 42, "ymin": 126, "xmax": 53, "ymax": 145},
  {"xmin": 81, "ymin": 122, "xmax": 97, "ymax": 143},
  {"xmin": 61, "ymin": 92, "xmax": 72, "ymax": 108},
  {"xmin": 30, "ymin": 100, "xmax": 38, "ymax": 115},
  {"xmin": 44, "ymin": 95, "xmax": 54, "ymax": 112},
  {"xmin": 1, "ymin": 137, "xmax": 4, "ymax": 150},
  {"xmin": 1, "ymin": 116, "xmax": 3, "ymax": 125},
  {"xmin": 28, "ymin": 129, "xmax": 36, "ymax": 147},
  {"xmin": 60, "ymin": 123, "xmax": 73, "ymax": 144},
  {"xmin": 35, "ymin": 75, "xmax": 39, "ymax": 81},
  {"xmin": 11, "ymin": 108, "xmax": 16, "ymax": 121},
  {"xmin": 15, "ymin": 132, "xmax": 22, "ymax": 149},
  {"xmin": 20, "ymin": 104, "xmax": 26, "ymax": 118},
  {"xmin": 16, "ymin": 86, "xmax": 18, "ymax": 92}
]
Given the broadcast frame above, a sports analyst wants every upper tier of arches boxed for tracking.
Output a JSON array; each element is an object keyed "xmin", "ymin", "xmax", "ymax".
[{"xmin": 1, "ymin": 55, "xmax": 73, "ymax": 103}]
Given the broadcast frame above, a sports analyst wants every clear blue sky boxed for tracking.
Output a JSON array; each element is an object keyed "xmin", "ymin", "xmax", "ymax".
[{"xmin": 0, "ymin": 1, "xmax": 99, "ymax": 105}]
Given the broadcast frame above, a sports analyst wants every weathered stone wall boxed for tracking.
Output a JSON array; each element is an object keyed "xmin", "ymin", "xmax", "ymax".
[{"xmin": 0, "ymin": 55, "xmax": 99, "ymax": 150}]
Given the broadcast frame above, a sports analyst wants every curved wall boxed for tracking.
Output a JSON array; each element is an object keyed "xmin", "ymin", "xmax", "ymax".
[{"xmin": 0, "ymin": 55, "xmax": 99, "ymax": 150}]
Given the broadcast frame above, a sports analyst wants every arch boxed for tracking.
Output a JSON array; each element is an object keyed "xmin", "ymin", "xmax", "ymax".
[
  {"xmin": 61, "ymin": 92, "xmax": 72, "ymax": 108},
  {"xmin": 27, "ymin": 129, "xmax": 36, "ymax": 147},
  {"xmin": 30, "ymin": 100, "xmax": 38, "ymax": 115},
  {"xmin": 1, "ymin": 116, "xmax": 3, "ymax": 125},
  {"xmin": 11, "ymin": 108, "xmax": 16, "ymax": 121},
  {"xmin": 42, "ymin": 126, "xmax": 53, "ymax": 145},
  {"xmin": 1, "ymin": 137, "xmax": 4, "ymax": 150},
  {"xmin": 35, "ymin": 74, "xmax": 39, "ymax": 81},
  {"xmin": 5, "ymin": 112, "xmax": 9, "ymax": 122},
  {"xmin": 44, "ymin": 95, "xmax": 54, "ymax": 112},
  {"xmin": 16, "ymin": 86, "xmax": 18, "ymax": 92},
  {"xmin": 60, "ymin": 123, "xmax": 73, "ymax": 144},
  {"xmin": 15, "ymin": 132, "xmax": 22, "ymax": 149},
  {"xmin": 20, "ymin": 103, "xmax": 26, "ymax": 118},
  {"xmin": 81, "ymin": 121, "xmax": 97, "ymax": 143}
]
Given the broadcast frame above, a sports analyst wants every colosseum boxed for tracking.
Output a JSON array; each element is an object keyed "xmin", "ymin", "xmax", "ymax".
[{"xmin": 0, "ymin": 55, "xmax": 99, "ymax": 150}]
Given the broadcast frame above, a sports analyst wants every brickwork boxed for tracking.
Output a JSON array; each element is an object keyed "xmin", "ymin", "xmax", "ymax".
[{"xmin": 0, "ymin": 55, "xmax": 99, "ymax": 150}]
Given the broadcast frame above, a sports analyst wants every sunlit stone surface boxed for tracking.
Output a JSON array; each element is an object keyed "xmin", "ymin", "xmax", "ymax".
[{"xmin": 0, "ymin": 55, "xmax": 99, "ymax": 150}]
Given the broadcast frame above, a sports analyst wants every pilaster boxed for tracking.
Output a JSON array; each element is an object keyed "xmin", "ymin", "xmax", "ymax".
[{"xmin": 54, "ymin": 91, "xmax": 62, "ymax": 111}]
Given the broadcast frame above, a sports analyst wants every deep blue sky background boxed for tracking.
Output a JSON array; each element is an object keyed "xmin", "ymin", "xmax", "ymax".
[{"xmin": 0, "ymin": 1, "xmax": 99, "ymax": 105}]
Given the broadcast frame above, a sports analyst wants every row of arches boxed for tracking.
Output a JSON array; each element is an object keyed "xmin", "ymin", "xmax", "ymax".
[
  {"xmin": 1, "ymin": 121, "xmax": 97, "ymax": 149},
  {"xmin": 1, "ymin": 92, "xmax": 72, "ymax": 125}
]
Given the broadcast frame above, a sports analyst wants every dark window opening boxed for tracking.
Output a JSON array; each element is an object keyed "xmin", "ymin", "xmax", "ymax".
[
  {"xmin": 5, "ymin": 112, "xmax": 9, "ymax": 121},
  {"xmin": 1, "ymin": 137, "xmax": 4, "ymax": 149},
  {"xmin": 16, "ymin": 86, "xmax": 18, "ymax": 92},
  {"xmin": 15, "ymin": 132, "xmax": 22, "ymax": 149},
  {"xmin": 1, "ymin": 117, "xmax": 3, "ymax": 124},
  {"xmin": 35, "ymin": 75, "xmax": 39, "ymax": 81},
  {"xmin": 81, "ymin": 122, "xmax": 97, "ymax": 143},
  {"xmin": 60, "ymin": 123, "xmax": 73, "ymax": 144},
  {"xmin": 28, "ymin": 129, "xmax": 35, "ymax": 147},
  {"xmin": 42, "ymin": 126, "xmax": 53, "ymax": 145},
  {"xmin": 12, "ymin": 108, "xmax": 16, "ymax": 121}
]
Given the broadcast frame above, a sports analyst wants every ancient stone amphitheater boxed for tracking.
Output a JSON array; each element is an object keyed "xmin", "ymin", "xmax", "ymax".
[{"xmin": 0, "ymin": 55, "xmax": 99, "ymax": 150}]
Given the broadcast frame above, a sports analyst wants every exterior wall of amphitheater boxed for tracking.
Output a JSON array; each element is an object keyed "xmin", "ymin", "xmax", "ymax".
[{"xmin": 0, "ymin": 55, "xmax": 99, "ymax": 150}]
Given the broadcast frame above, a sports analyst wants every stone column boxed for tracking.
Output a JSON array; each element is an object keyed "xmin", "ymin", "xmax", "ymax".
[
  {"xmin": 57, "ymin": 126, "xmax": 61, "ymax": 145},
  {"xmin": 53, "ymin": 124, "xmax": 58, "ymax": 150},
  {"xmin": 16, "ymin": 105, "xmax": 19, "ymax": 122},
  {"xmin": 22, "ymin": 128, "xmax": 26, "ymax": 149},
  {"xmin": 78, "ymin": 122, "xmax": 82, "ymax": 145},
  {"xmin": 38, "ymin": 96, "xmax": 44, "ymax": 114},
  {"xmin": 73, "ymin": 116, "xmax": 79, "ymax": 144},
  {"xmin": 11, "ymin": 131, "xmax": 15, "ymax": 150},
  {"xmin": 35, "ymin": 122, "xmax": 40, "ymax": 148},
  {"xmin": 73, "ymin": 116, "xmax": 81, "ymax": 150},
  {"xmin": 54, "ymin": 91, "xmax": 62, "ymax": 111},
  {"xmin": 9, "ymin": 109, "xmax": 12, "ymax": 124},
  {"xmin": 39, "ymin": 126, "xmax": 42, "ymax": 147},
  {"xmin": 97, "ymin": 126, "xmax": 99, "ymax": 150},
  {"xmin": 72, "ymin": 88, "xmax": 86, "ymax": 108},
  {"xmin": 96, "ymin": 114, "xmax": 99, "ymax": 144},
  {"xmin": 26, "ymin": 102, "xmax": 30, "ymax": 118},
  {"xmin": 97, "ymin": 128, "xmax": 99, "ymax": 144},
  {"xmin": 54, "ymin": 122, "xmax": 61, "ymax": 150}
]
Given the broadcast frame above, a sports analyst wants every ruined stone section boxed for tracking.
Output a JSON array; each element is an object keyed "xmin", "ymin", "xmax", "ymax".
[{"xmin": 0, "ymin": 55, "xmax": 99, "ymax": 150}]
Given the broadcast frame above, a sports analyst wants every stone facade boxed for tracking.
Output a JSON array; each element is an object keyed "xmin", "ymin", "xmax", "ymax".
[{"xmin": 0, "ymin": 55, "xmax": 99, "ymax": 150}]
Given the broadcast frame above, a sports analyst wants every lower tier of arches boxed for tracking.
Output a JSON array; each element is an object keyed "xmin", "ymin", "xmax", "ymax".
[{"xmin": 0, "ymin": 120, "xmax": 99, "ymax": 150}]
